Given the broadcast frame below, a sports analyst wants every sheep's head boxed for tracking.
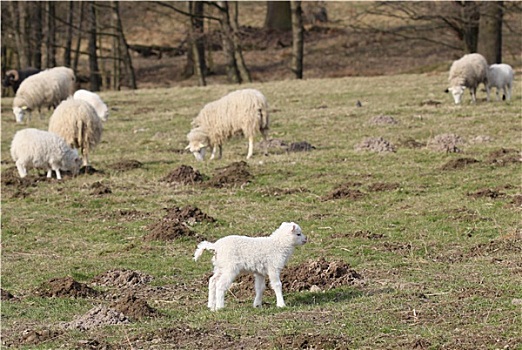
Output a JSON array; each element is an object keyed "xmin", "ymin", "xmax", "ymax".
[
  {"xmin": 13, "ymin": 105, "xmax": 29, "ymax": 123},
  {"xmin": 273, "ymin": 222, "xmax": 307, "ymax": 246},
  {"xmin": 2, "ymin": 70, "xmax": 19, "ymax": 88},
  {"xmin": 186, "ymin": 128, "xmax": 209, "ymax": 161},
  {"xmin": 446, "ymin": 86, "xmax": 466, "ymax": 104},
  {"xmin": 63, "ymin": 148, "xmax": 82, "ymax": 176}
]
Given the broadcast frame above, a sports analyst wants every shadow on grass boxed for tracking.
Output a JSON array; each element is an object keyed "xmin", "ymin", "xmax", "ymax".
[{"xmin": 288, "ymin": 288, "xmax": 364, "ymax": 306}]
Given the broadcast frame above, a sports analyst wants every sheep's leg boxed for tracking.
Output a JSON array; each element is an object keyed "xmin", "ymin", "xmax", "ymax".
[
  {"xmin": 15, "ymin": 162, "xmax": 27, "ymax": 178},
  {"xmin": 246, "ymin": 136, "xmax": 254, "ymax": 159},
  {"xmin": 261, "ymin": 129, "xmax": 269, "ymax": 156},
  {"xmin": 470, "ymin": 88, "xmax": 477, "ymax": 103},
  {"xmin": 215, "ymin": 270, "xmax": 236, "ymax": 310},
  {"xmin": 253, "ymin": 273, "xmax": 266, "ymax": 308},
  {"xmin": 208, "ymin": 274, "xmax": 218, "ymax": 310},
  {"xmin": 268, "ymin": 270, "xmax": 285, "ymax": 307},
  {"xmin": 82, "ymin": 148, "xmax": 89, "ymax": 167},
  {"xmin": 485, "ymin": 84, "xmax": 490, "ymax": 102},
  {"xmin": 210, "ymin": 145, "xmax": 222, "ymax": 160},
  {"xmin": 506, "ymin": 83, "xmax": 512, "ymax": 101}
]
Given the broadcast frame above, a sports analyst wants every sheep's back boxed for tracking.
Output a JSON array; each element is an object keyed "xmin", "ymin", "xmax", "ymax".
[{"xmin": 449, "ymin": 54, "xmax": 488, "ymax": 88}]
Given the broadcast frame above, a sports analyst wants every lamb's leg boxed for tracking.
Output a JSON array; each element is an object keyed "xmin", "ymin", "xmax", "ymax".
[
  {"xmin": 496, "ymin": 87, "xmax": 501, "ymax": 101},
  {"xmin": 253, "ymin": 273, "xmax": 266, "ymax": 308},
  {"xmin": 268, "ymin": 270, "xmax": 285, "ymax": 307},
  {"xmin": 208, "ymin": 274, "xmax": 218, "ymax": 310},
  {"xmin": 246, "ymin": 136, "xmax": 254, "ymax": 159},
  {"xmin": 215, "ymin": 270, "xmax": 236, "ymax": 311},
  {"xmin": 507, "ymin": 83, "xmax": 512, "ymax": 101}
]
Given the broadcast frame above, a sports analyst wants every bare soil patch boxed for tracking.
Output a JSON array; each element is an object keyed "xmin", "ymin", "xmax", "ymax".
[
  {"xmin": 14, "ymin": 329, "xmax": 63, "ymax": 347},
  {"xmin": 427, "ymin": 133, "xmax": 465, "ymax": 153},
  {"xmin": 287, "ymin": 141, "xmax": 316, "ymax": 152},
  {"xmin": 110, "ymin": 159, "xmax": 143, "ymax": 171},
  {"xmin": 258, "ymin": 186, "xmax": 310, "ymax": 197},
  {"xmin": 332, "ymin": 230, "xmax": 386, "ymax": 240},
  {"xmin": 368, "ymin": 115, "xmax": 398, "ymax": 125},
  {"xmin": 368, "ymin": 182, "xmax": 400, "ymax": 192},
  {"xmin": 161, "ymin": 165, "xmax": 205, "ymax": 185},
  {"xmin": 91, "ymin": 269, "xmax": 153, "ymax": 288},
  {"xmin": 258, "ymin": 139, "xmax": 316, "ymax": 154},
  {"xmin": 62, "ymin": 306, "xmax": 130, "ymax": 331},
  {"xmin": 322, "ymin": 183, "xmax": 365, "ymax": 201},
  {"xmin": 205, "ymin": 161, "xmax": 252, "ymax": 188},
  {"xmin": 86, "ymin": 181, "xmax": 112, "ymax": 195},
  {"xmin": 144, "ymin": 205, "xmax": 214, "ymax": 241},
  {"xmin": 34, "ymin": 277, "xmax": 100, "ymax": 298},
  {"xmin": 441, "ymin": 157, "xmax": 479, "ymax": 170},
  {"xmin": 109, "ymin": 294, "xmax": 159, "ymax": 321},
  {"xmin": 397, "ymin": 137, "xmax": 426, "ymax": 149},
  {"xmin": 79, "ymin": 165, "xmax": 102, "ymax": 175},
  {"xmin": 467, "ymin": 188, "xmax": 505, "ymax": 199},
  {"xmin": 487, "ymin": 148, "xmax": 520, "ymax": 166},
  {"xmin": 1, "ymin": 288, "xmax": 17, "ymax": 301},
  {"xmin": 274, "ymin": 333, "xmax": 351, "ymax": 350},
  {"xmin": 354, "ymin": 137, "xmax": 396, "ymax": 153},
  {"xmin": 2, "ymin": 167, "xmax": 41, "ymax": 188}
]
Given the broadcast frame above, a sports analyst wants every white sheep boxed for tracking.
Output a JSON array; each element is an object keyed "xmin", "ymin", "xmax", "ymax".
[
  {"xmin": 186, "ymin": 89, "xmax": 269, "ymax": 161},
  {"xmin": 10, "ymin": 128, "xmax": 81, "ymax": 180},
  {"xmin": 73, "ymin": 89, "xmax": 109, "ymax": 122},
  {"xmin": 446, "ymin": 53, "xmax": 489, "ymax": 104},
  {"xmin": 13, "ymin": 66, "xmax": 76, "ymax": 123},
  {"xmin": 48, "ymin": 98, "xmax": 103, "ymax": 167},
  {"xmin": 487, "ymin": 63, "xmax": 514, "ymax": 101},
  {"xmin": 194, "ymin": 222, "xmax": 307, "ymax": 311}
]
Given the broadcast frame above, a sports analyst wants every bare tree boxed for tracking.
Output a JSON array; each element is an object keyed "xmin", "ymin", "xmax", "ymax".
[
  {"xmin": 112, "ymin": 1, "xmax": 137, "ymax": 89},
  {"xmin": 87, "ymin": 1, "xmax": 101, "ymax": 91},
  {"xmin": 32, "ymin": 2, "xmax": 43, "ymax": 69},
  {"xmin": 217, "ymin": 1, "xmax": 241, "ymax": 83},
  {"xmin": 72, "ymin": 1, "xmax": 85, "ymax": 73},
  {"xmin": 46, "ymin": 1, "xmax": 57, "ymax": 67},
  {"xmin": 230, "ymin": 2, "xmax": 251, "ymax": 83},
  {"xmin": 63, "ymin": 1, "xmax": 74, "ymax": 67},
  {"xmin": 265, "ymin": 1, "xmax": 292, "ymax": 30},
  {"xmin": 189, "ymin": 1, "xmax": 207, "ymax": 86},
  {"xmin": 9, "ymin": 1, "xmax": 30, "ymax": 68},
  {"xmin": 291, "ymin": 0, "xmax": 304, "ymax": 79},
  {"xmin": 478, "ymin": 1, "xmax": 503, "ymax": 63}
]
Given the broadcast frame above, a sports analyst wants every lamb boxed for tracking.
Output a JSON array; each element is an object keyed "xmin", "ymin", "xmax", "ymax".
[
  {"xmin": 194, "ymin": 222, "xmax": 307, "ymax": 311},
  {"xmin": 10, "ymin": 128, "xmax": 81, "ymax": 180},
  {"xmin": 186, "ymin": 89, "xmax": 269, "ymax": 161},
  {"xmin": 2, "ymin": 67, "xmax": 40, "ymax": 94},
  {"xmin": 487, "ymin": 63, "xmax": 514, "ymax": 101},
  {"xmin": 73, "ymin": 89, "xmax": 109, "ymax": 122},
  {"xmin": 446, "ymin": 53, "xmax": 489, "ymax": 104},
  {"xmin": 13, "ymin": 66, "xmax": 76, "ymax": 123},
  {"xmin": 48, "ymin": 98, "xmax": 103, "ymax": 167}
]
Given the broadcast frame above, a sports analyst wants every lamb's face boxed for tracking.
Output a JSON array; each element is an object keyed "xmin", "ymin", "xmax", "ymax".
[
  {"xmin": 447, "ymin": 86, "xmax": 466, "ymax": 104},
  {"xmin": 279, "ymin": 222, "xmax": 307, "ymax": 246},
  {"xmin": 64, "ymin": 149, "xmax": 82, "ymax": 176}
]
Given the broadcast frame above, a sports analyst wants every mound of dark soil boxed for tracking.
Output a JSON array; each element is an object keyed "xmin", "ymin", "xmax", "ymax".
[
  {"xmin": 487, "ymin": 148, "xmax": 520, "ymax": 166},
  {"xmin": 354, "ymin": 137, "xmax": 396, "ymax": 153},
  {"xmin": 88, "ymin": 181, "xmax": 112, "ymax": 195},
  {"xmin": 16, "ymin": 329, "xmax": 63, "ymax": 347},
  {"xmin": 427, "ymin": 133, "xmax": 465, "ymax": 153},
  {"xmin": 468, "ymin": 231, "xmax": 522, "ymax": 257},
  {"xmin": 1, "ymin": 288, "xmax": 17, "ymax": 301},
  {"xmin": 420, "ymin": 99, "xmax": 442, "ymax": 106},
  {"xmin": 205, "ymin": 161, "xmax": 252, "ymax": 188},
  {"xmin": 258, "ymin": 138, "xmax": 289, "ymax": 154},
  {"xmin": 162, "ymin": 165, "xmax": 205, "ymax": 185},
  {"xmin": 62, "ymin": 306, "xmax": 130, "ymax": 331},
  {"xmin": 35, "ymin": 277, "xmax": 99, "ymax": 298},
  {"xmin": 288, "ymin": 141, "xmax": 316, "ymax": 152},
  {"xmin": 369, "ymin": 115, "xmax": 398, "ymax": 125},
  {"xmin": 111, "ymin": 159, "xmax": 143, "ymax": 171},
  {"xmin": 80, "ymin": 165, "xmax": 102, "ymax": 175},
  {"xmin": 441, "ymin": 158, "xmax": 479, "ymax": 170},
  {"xmin": 110, "ymin": 294, "xmax": 159, "ymax": 320},
  {"xmin": 1, "ymin": 167, "xmax": 40, "ymax": 187},
  {"xmin": 467, "ymin": 188, "xmax": 504, "ymax": 199},
  {"xmin": 91, "ymin": 269, "xmax": 153, "ymax": 288},
  {"xmin": 163, "ymin": 205, "xmax": 216, "ymax": 225},
  {"xmin": 398, "ymin": 137, "xmax": 426, "ymax": 149},
  {"xmin": 368, "ymin": 182, "xmax": 400, "ymax": 192},
  {"xmin": 275, "ymin": 333, "xmax": 351, "ymax": 350},
  {"xmin": 322, "ymin": 183, "xmax": 365, "ymax": 201}
]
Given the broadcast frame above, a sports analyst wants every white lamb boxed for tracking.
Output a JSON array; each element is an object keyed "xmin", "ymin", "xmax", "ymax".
[
  {"xmin": 10, "ymin": 128, "xmax": 81, "ymax": 179},
  {"xmin": 73, "ymin": 89, "xmax": 109, "ymax": 122},
  {"xmin": 186, "ymin": 89, "xmax": 270, "ymax": 161},
  {"xmin": 487, "ymin": 63, "xmax": 514, "ymax": 101},
  {"xmin": 194, "ymin": 222, "xmax": 307, "ymax": 311},
  {"xmin": 48, "ymin": 98, "xmax": 103, "ymax": 167},
  {"xmin": 13, "ymin": 66, "xmax": 76, "ymax": 123},
  {"xmin": 446, "ymin": 53, "xmax": 489, "ymax": 104}
]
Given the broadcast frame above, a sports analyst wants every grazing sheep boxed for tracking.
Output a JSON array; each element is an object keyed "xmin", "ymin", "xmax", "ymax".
[
  {"xmin": 186, "ymin": 89, "xmax": 269, "ymax": 161},
  {"xmin": 48, "ymin": 98, "xmax": 103, "ymax": 167},
  {"xmin": 194, "ymin": 222, "xmax": 307, "ymax": 311},
  {"xmin": 13, "ymin": 66, "xmax": 76, "ymax": 123},
  {"xmin": 2, "ymin": 67, "xmax": 40, "ymax": 94},
  {"xmin": 446, "ymin": 53, "xmax": 489, "ymax": 104},
  {"xmin": 10, "ymin": 128, "xmax": 81, "ymax": 180},
  {"xmin": 73, "ymin": 89, "xmax": 109, "ymax": 122},
  {"xmin": 487, "ymin": 63, "xmax": 514, "ymax": 101}
]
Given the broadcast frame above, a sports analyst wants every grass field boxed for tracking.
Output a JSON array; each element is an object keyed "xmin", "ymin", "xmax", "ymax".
[{"xmin": 1, "ymin": 73, "xmax": 521, "ymax": 349}]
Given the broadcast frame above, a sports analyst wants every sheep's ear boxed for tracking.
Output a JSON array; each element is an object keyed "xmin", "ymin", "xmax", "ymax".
[
  {"xmin": 444, "ymin": 88, "xmax": 449, "ymax": 93},
  {"xmin": 185, "ymin": 145, "xmax": 191, "ymax": 150}
]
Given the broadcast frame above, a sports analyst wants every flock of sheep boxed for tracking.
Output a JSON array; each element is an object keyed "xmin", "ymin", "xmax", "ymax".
[{"xmin": 5, "ymin": 51, "xmax": 515, "ymax": 311}]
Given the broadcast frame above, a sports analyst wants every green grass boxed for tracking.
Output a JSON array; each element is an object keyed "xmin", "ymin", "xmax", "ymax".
[{"xmin": 1, "ymin": 73, "xmax": 521, "ymax": 349}]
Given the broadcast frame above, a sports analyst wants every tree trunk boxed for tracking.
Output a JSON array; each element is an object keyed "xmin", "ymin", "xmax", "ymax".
[
  {"xmin": 265, "ymin": 1, "xmax": 292, "ymax": 30},
  {"xmin": 87, "ymin": 1, "xmax": 102, "ymax": 91},
  {"xmin": 291, "ymin": 0, "xmax": 304, "ymax": 79},
  {"xmin": 63, "ymin": 1, "xmax": 74, "ymax": 67},
  {"xmin": 218, "ymin": 1, "xmax": 241, "ymax": 83},
  {"xmin": 478, "ymin": 1, "xmax": 503, "ymax": 63},
  {"xmin": 230, "ymin": 2, "xmax": 251, "ymax": 83},
  {"xmin": 455, "ymin": 1, "xmax": 480, "ymax": 53},
  {"xmin": 111, "ymin": 2, "xmax": 121, "ymax": 90},
  {"xmin": 188, "ymin": 1, "xmax": 207, "ymax": 86},
  {"xmin": 113, "ymin": 1, "xmax": 137, "ymax": 89},
  {"xmin": 33, "ymin": 2, "xmax": 43, "ymax": 69},
  {"xmin": 73, "ymin": 1, "xmax": 84, "ymax": 73},
  {"xmin": 46, "ymin": 1, "xmax": 56, "ymax": 67},
  {"xmin": 9, "ymin": 1, "xmax": 30, "ymax": 68}
]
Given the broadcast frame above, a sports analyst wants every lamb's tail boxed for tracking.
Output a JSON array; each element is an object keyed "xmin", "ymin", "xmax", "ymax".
[{"xmin": 193, "ymin": 241, "xmax": 215, "ymax": 261}]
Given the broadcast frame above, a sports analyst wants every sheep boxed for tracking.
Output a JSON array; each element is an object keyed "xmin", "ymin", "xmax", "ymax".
[
  {"xmin": 13, "ymin": 66, "xmax": 76, "ymax": 123},
  {"xmin": 2, "ymin": 67, "xmax": 40, "ymax": 94},
  {"xmin": 73, "ymin": 89, "xmax": 109, "ymax": 122},
  {"xmin": 487, "ymin": 63, "xmax": 514, "ymax": 101},
  {"xmin": 446, "ymin": 53, "xmax": 489, "ymax": 104},
  {"xmin": 186, "ymin": 89, "xmax": 269, "ymax": 161},
  {"xmin": 48, "ymin": 98, "xmax": 103, "ymax": 167},
  {"xmin": 10, "ymin": 128, "xmax": 81, "ymax": 180},
  {"xmin": 194, "ymin": 222, "xmax": 307, "ymax": 311}
]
